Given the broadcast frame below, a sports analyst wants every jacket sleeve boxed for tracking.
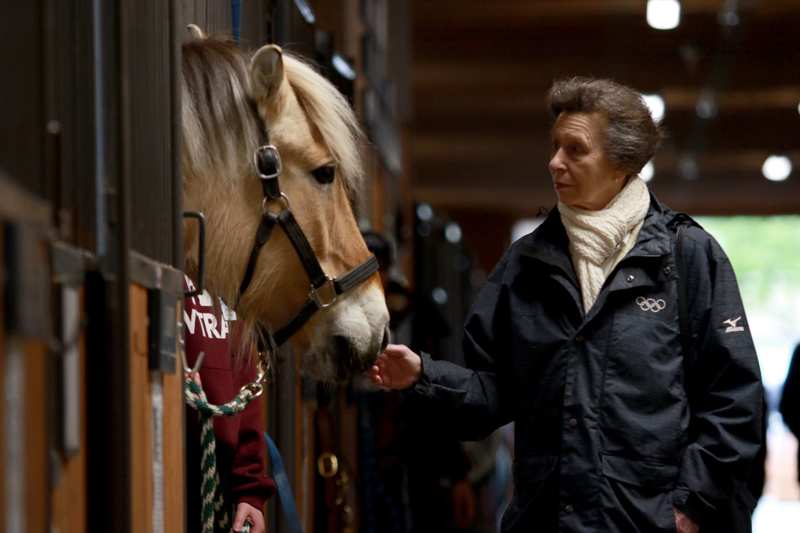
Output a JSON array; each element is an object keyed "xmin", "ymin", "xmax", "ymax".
[
  {"xmin": 230, "ymin": 356, "xmax": 276, "ymax": 510},
  {"xmin": 672, "ymin": 229, "xmax": 763, "ymax": 524},
  {"xmin": 409, "ymin": 255, "xmax": 515, "ymax": 441},
  {"xmin": 779, "ymin": 344, "xmax": 800, "ymax": 437}
]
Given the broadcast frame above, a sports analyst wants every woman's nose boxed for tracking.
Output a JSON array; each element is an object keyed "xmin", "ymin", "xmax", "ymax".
[{"xmin": 549, "ymin": 149, "xmax": 565, "ymax": 174}]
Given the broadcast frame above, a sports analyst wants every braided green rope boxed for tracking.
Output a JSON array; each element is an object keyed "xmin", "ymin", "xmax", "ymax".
[{"xmin": 185, "ymin": 377, "xmax": 260, "ymax": 533}]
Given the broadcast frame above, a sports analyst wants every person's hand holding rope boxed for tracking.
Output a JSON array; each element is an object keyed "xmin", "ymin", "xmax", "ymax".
[{"xmin": 233, "ymin": 502, "xmax": 264, "ymax": 533}]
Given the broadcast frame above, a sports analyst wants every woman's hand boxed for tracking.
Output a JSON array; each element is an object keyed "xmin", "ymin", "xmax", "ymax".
[
  {"xmin": 673, "ymin": 508, "xmax": 699, "ymax": 533},
  {"xmin": 368, "ymin": 343, "xmax": 422, "ymax": 390},
  {"xmin": 452, "ymin": 479, "xmax": 477, "ymax": 528}
]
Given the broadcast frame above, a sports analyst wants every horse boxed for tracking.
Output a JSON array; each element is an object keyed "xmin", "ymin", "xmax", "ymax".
[{"xmin": 180, "ymin": 27, "xmax": 389, "ymax": 382}]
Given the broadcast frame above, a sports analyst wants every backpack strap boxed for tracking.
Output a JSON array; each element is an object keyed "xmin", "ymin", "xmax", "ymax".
[{"xmin": 675, "ymin": 224, "xmax": 695, "ymax": 365}]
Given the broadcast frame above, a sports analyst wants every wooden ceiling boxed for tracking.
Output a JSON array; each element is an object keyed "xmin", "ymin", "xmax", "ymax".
[{"xmin": 409, "ymin": 0, "xmax": 800, "ymax": 216}]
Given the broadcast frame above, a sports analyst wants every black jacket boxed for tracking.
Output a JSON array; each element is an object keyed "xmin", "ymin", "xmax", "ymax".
[
  {"xmin": 779, "ymin": 344, "xmax": 800, "ymax": 482},
  {"xmin": 410, "ymin": 196, "xmax": 763, "ymax": 532}
]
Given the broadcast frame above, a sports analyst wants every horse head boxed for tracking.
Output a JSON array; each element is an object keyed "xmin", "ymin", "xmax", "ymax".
[{"xmin": 181, "ymin": 31, "xmax": 389, "ymax": 382}]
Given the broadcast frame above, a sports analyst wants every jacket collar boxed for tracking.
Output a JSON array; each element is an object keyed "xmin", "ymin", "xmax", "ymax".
[
  {"xmin": 625, "ymin": 193, "xmax": 673, "ymax": 259},
  {"xmin": 519, "ymin": 192, "xmax": 673, "ymax": 269}
]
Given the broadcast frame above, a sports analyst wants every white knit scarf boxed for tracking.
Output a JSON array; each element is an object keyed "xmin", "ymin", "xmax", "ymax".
[{"xmin": 558, "ymin": 177, "xmax": 650, "ymax": 312}]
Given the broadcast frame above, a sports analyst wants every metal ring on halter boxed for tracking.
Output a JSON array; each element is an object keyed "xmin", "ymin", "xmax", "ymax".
[
  {"xmin": 261, "ymin": 192, "xmax": 290, "ymax": 214},
  {"xmin": 309, "ymin": 278, "xmax": 338, "ymax": 309}
]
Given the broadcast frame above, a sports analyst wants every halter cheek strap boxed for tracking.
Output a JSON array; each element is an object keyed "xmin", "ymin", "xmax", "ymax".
[{"xmin": 235, "ymin": 143, "xmax": 379, "ymax": 347}]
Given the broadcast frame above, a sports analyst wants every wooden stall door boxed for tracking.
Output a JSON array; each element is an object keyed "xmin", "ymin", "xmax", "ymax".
[
  {"xmin": 0, "ymin": 184, "xmax": 53, "ymax": 533},
  {"xmin": 129, "ymin": 281, "xmax": 185, "ymax": 533},
  {"xmin": 50, "ymin": 288, "xmax": 88, "ymax": 533}
]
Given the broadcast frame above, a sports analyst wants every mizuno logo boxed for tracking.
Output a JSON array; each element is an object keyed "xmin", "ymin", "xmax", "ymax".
[{"xmin": 723, "ymin": 316, "xmax": 744, "ymax": 333}]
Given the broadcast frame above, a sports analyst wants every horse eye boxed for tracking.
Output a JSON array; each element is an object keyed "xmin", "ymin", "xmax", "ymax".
[{"xmin": 311, "ymin": 164, "xmax": 336, "ymax": 184}]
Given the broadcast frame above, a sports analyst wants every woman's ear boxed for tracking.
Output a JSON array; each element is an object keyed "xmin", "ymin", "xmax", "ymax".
[{"xmin": 250, "ymin": 44, "xmax": 285, "ymax": 102}]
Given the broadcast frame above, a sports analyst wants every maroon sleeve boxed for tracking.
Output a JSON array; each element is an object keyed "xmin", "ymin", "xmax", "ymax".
[{"xmin": 230, "ymin": 355, "xmax": 276, "ymax": 509}]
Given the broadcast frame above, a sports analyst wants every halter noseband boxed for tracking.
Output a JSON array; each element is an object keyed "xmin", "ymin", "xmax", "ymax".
[{"xmin": 235, "ymin": 143, "xmax": 379, "ymax": 347}]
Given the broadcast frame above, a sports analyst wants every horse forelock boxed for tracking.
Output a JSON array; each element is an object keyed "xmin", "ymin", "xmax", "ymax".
[
  {"xmin": 281, "ymin": 53, "xmax": 365, "ymax": 199},
  {"xmin": 181, "ymin": 38, "xmax": 261, "ymax": 184}
]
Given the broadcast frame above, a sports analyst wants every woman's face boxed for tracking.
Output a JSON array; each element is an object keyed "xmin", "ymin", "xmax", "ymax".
[{"xmin": 548, "ymin": 112, "xmax": 627, "ymax": 210}]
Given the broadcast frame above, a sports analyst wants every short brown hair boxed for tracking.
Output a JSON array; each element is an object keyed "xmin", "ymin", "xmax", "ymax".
[{"xmin": 547, "ymin": 77, "xmax": 664, "ymax": 175}]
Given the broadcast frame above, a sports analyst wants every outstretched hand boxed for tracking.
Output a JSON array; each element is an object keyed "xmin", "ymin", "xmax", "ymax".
[
  {"xmin": 673, "ymin": 508, "xmax": 699, "ymax": 533},
  {"xmin": 368, "ymin": 343, "xmax": 422, "ymax": 390}
]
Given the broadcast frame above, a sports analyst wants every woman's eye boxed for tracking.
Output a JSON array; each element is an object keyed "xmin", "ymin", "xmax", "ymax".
[
  {"xmin": 567, "ymin": 144, "xmax": 583, "ymax": 156},
  {"xmin": 311, "ymin": 164, "xmax": 336, "ymax": 184}
]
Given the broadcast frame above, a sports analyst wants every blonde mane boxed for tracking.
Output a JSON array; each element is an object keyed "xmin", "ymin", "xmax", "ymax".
[
  {"xmin": 181, "ymin": 38, "xmax": 260, "ymax": 185},
  {"xmin": 181, "ymin": 38, "xmax": 364, "ymax": 197},
  {"xmin": 281, "ymin": 52, "xmax": 365, "ymax": 195}
]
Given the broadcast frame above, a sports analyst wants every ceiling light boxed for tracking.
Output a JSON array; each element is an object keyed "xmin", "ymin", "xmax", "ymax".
[
  {"xmin": 416, "ymin": 203, "xmax": 433, "ymax": 221},
  {"xmin": 718, "ymin": 0, "xmax": 740, "ymax": 27},
  {"xmin": 640, "ymin": 161, "xmax": 655, "ymax": 182},
  {"xmin": 444, "ymin": 222, "xmax": 462, "ymax": 243},
  {"xmin": 762, "ymin": 155, "xmax": 792, "ymax": 182},
  {"xmin": 679, "ymin": 154, "xmax": 699, "ymax": 180},
  {"xmin": 647, "ymin": 0, "xmax": 681, "ymax": 30},
  {"xmin": 695, "ymin": 90, "xmax": 717, "ymax": 119},
  {"xmin": 642, "ymin": 94, "xmax": 665, "ymax": 123},
  {"xmin": 432, "ymin": 287, "xmax": 448, "ymax": 305},
  {"xmin": 332, "ymin": 54, "xmax": 356, "ymax": 81},
  {"xmin": 718, "ymin": 9, "xmax": 740, "ymax": 27}
]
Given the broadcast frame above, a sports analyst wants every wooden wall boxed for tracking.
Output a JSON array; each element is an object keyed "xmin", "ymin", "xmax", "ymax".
[
  {"xmin": 1, "ymin": 1, "xmax": 186, "ymax": 531},
  {"xmin": 179, "ymin": 0, "xmax": 271, "ymax": 48},
  {"xmin": 0, "ymin": 2, "xmax": 414, "ymax": 532},
  {"xmin": 0, "ymin": 178, "xmax": 54, "ymax": 533}
]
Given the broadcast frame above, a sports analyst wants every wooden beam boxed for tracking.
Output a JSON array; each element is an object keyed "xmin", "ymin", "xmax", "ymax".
[
  {"xmin": 411, "ymin": 110, "xmax": 800, "ymax": 158},
  {"xmin": 412, "ymin": 86, "xmax": 800, "ymax": 122},
  {"xmin": 412, "ymin": 55, "xmax": 800, "ymax": 95},
  {"xmin": 411, "ymin": 11, "xmax": 800, "ymax": 92},
  {"xmin": 412, "ymin": 128, "xmax": 800, "ymax": 170},
  {"xmin": 413, "ymin": 175, "xmax": 800, "ymax": 216},
  {"xmin": 412, "ymin": 0, "xmax": 800, "ymax": 33}
]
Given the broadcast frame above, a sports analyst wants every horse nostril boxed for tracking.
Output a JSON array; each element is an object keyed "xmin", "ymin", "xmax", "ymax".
[{"xmin": 333, "ymin": 334, "xmax": 353, "ymax": 357}]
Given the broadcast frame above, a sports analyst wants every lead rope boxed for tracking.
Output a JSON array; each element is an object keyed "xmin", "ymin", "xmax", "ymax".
[{"xmin": 184, "ymin": 352, "xmax": 269, "ymax": 533}]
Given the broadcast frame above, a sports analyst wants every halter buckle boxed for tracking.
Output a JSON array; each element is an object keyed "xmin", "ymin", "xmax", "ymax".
[
  {"xmin": 254, "ymin": 144, "xmax": 282, "ymax": 179},
  {"xmin": 309, "ymin": 278, "xmax": 338, "ymax": 309}
]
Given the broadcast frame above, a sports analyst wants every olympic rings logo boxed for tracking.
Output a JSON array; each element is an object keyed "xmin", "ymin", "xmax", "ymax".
[{"xmin": 636, "ymin": 296, "xmax": 666, "ymax": 313}]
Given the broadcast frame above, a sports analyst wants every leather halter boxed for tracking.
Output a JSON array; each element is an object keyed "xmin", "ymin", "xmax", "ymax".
[{"xmin": 235, "ymin": 143, "xmax": 379, "ymax": 347}]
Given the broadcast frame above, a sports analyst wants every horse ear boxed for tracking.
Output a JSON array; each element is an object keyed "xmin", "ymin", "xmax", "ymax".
[
  {"xmin": 250, "ymin": 44, "xmax": 285, "ymax": 101},
  {"xmin": 186, "ymin": 24, "xmax": 206, "ymax": 39}
]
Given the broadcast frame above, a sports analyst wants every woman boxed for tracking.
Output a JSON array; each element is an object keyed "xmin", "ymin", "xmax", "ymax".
[{"xmin": 369, "ymin": 78, "xmax": 762, "ymax": 533}]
